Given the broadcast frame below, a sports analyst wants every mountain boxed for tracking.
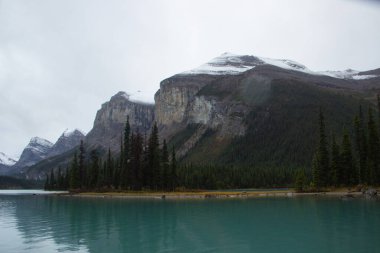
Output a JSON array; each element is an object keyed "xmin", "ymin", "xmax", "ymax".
[
  {"xmin": 85, "ymin": 91, "xmax": 155, "ymax": 153},
  {"xmin": 22, "ymin": 92, "xmax": 155, "ymax": 180},
  {"xmin": 0, "ymin": 152, "xmax": 17, "ymax": 166},
  {"xmin": 155, "ymin": 53, "xmax": 380, "ymax": 167},
  {"xmin": 0, "ymin": 152, "xmax": 18, "ymax": 175},
  {"xmin": 22, "ymin": 53, "xmax": 380, "ymax": 179},
  {"xmin": 14, "ymin": 137, "xmax": 53, "ymax": 172},
  {"xmin": 179, "ymin": 52, "xmax": 378, "ymax": 80},
  {"xmin": 10, "ymin": 129, "xmax": 85, "ymax": 178},
  {"xmin": 48, "ymin": 129, "xmax": 85, "ymax": 157}
]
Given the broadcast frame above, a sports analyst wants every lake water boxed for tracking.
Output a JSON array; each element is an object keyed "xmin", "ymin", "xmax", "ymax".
[{"xmin": 0, "ymin": 191, "xmax": 379, "ymax": 253}]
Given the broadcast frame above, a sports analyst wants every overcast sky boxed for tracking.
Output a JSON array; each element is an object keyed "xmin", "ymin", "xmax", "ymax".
[{"xmin": 1, "ymin": 0, "xmax": 380, "ymax": 157}]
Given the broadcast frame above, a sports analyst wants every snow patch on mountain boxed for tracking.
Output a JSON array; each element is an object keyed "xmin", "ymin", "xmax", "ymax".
[
  {"xmin": 0, "ymin": 152, "xmax": 17, "ymax": 166},
  {"xmin": 352, "ymin": 75, "xmax": 378, "ymax": 80},
  {"xmin": 62, "ymin": 128, "xmax": 86, "ymax": 137},
  {"xmin": 179, "ymin": 53, "xmax": 378, "ymax": 80},
  {"xmin": 116, "ymin": 91, "xmax": 154, "ymax": 104},
  {"xmin": 317, "ymin": 69, "xmax": 379, "ymax": 80},
  {"xmin": 27, "ymin": 137, "xmax": 53, "ymax": 149},
  {"xmin": 180, "ymin": 52, "xmax": 260, "ymax": 75}
]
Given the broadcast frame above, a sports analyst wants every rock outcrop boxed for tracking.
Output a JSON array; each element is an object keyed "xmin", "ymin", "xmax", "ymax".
[
  {"xmin": 154, "ymin": 74, "xmax": 249, "ymax": 145},
  {"xmin": 47, "ymin": 129, "xmax": 85, "ymax": 157},
  {"xmin": 85, "ymin": 91, "xmax": 155, "ymax": 153},
  {"xmin": 154, "ymin": 53, "xmax": 380, "ymax": 162},
  {"xmin": 14, "ymin": 137, "xmax": 53, "ymax": 171}
]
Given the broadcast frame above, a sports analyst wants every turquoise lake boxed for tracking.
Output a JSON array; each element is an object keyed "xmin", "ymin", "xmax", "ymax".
[{"xmin": 0, "ymin": 191, "xmax": 379, "ymax": 253}]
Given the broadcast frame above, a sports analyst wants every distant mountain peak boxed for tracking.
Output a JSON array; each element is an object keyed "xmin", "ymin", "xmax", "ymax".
[
  {"xmin": 179, "ymin": 52, "xmax": 378, "ymax": 80},
  {"xmin": 28, "ymin": 137, "xmax": 53, "ymax": 149},
  {"xmin": 0, "ymin": 152, "xmax": 17, "ymax": 166}
]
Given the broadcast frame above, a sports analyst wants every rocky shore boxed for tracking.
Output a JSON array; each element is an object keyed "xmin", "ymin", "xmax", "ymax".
[{"xmin": 66, "ymin": 188, "xmax": 379, "ymax": 200}]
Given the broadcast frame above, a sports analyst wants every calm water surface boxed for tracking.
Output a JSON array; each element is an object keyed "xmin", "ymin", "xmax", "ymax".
[{"xmin": 0, "ymin": 190, "xmax": 379, "ymax": 253}]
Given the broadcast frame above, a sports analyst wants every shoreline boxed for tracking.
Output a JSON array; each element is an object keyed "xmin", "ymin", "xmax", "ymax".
[{"xmin": 63, "ymin": 189, "xmax": 374, "ymax": 200}]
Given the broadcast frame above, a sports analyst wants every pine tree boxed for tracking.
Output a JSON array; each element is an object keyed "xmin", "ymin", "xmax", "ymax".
[
  {"xmin": 340, "ymin": 128, "xmax": 356, "ymax": 185},
  {"xmin": 170, "ymin": 147, "xmax": 177, "ymax": 191},
  {"xmin": 106, "ymin": 148, "xmax": 113, "ymax": 188},
  {"xmin": 69, "ymin": 152, "xmax": 80, "ymax": 189},
  {"xmin": 312, "ymin": 153, "xmax": 320, "ymax": 188},
  {"xmin": 354, "ymin": 106, "xmax": 368, "ymax": 184},
  {"xmin": 122, "ymin": 116, "xmax": 131, "ymax": 189},
  {"xmin": 44, "ymin": 174, "xmax": 49, "ymax": 190},
  {"xmin": 330, "ymin": 134, "xmax": 340, "ymax": 186},
  {"xmin": 89, "ymin": 150, "xmax": 99, "ymax": 188},
  {"xmin": 130, "ymin": 132, "xmax": 143, "ymax": 190},
  {"xmin": 57, "ymin": 167, "xmax": 63, "ymax": 190},
  {"xmin": 295, "ymin": 169, "xmax": 307, "ymax": 192},
  {"xmin": 312, "ymin": 108, "xmax": 329, "ymax": 188},
  {"xmin": 161, "ymin": 139, "xmax": 169, "ymax": 190},
  {"xmin": 368, "ymin": 108, "xmax": 380, "ymax": 184},
  {"xmin": 142, "ymin": 133, "xmax": 149, "ymax": 188},
  {"xmin": 79, "ymin": 140, "xmax": 86, "ymax": 188},
  {"xmin": 148, "ymin": 122, "xmax": 160, "ymax": 190},
  {"xmin": 50, "ymin": 170, "xmax": 55, "ymax": 190}
]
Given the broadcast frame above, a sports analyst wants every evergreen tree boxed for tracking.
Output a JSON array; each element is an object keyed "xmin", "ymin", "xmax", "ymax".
[
  {"xmin": 312, "ymin": 153, "xmax": 320, "ymax": 188},
  {"xmin": 330, "ymin": 134, "xmax": 340, "ymax": 186},
  {"xmin": 57, "ymin": 167, "xmax": 63, "ymax": 190},
  {"xmin": 131, "ymin": 132, "xmax": 143, "ymax": 190},
  {"xmin": 148, "ymin": 122, "xmax": 160, "ymax": 190},
  {"xmin": 64, "ymin": 168, "xmax": 69, "ymax": 189},
  {"xmin": 69, "ymin": 152, "xmax": 80, "ymax": 189},
  {"xmin": 312, "ymin": 108, "xmax": 329, "ymax": 188},
  {"xmin": 50, "ymin": 170, "xmax": 55, "ymax": 190},
  {"xmin": 161, "ymin": 139, "xmax": 169, "ymax": 190},
  {"xmin": 367, "ymin": 108, "xmax": 380, "ymax": 184},
  {"xmin": 142, "ymin": 133, "xmax": 149, "ymax": 188},
  {"xmin": 354, "ymin": 106, "xmax": 368, "ymax": 184},
  {"xmin": 79, "ymin": 140, "xmax": 86, "ymax": 188},
  {"xmin": 295, "ymin": 169, "xmax": 307, "ymax": 192},
  {"xmin": 122, "ymin": 116, "xmax": 131, "ymax": 189},
  {"xmin": 170, "ymin": 147, "xmax": 177, "ymax": 191},
  {"xmin": 106, "ymin": 148, "xmax": 113, "ymax": 187},
  {"xmin": 89, "ymin": 150, "xmax": 99, "ymax": 188},
  {"xmin": 44, "ymin": 174, "xmax": 49, "ymax": 190},
  {"xmin": 340, "ymin": 128, "xmax": 356, "ymax": 185}
]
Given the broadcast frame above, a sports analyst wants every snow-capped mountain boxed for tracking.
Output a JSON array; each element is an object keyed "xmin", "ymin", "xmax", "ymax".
[
  {"xmin": 179, "ymin": 52, "xmax": 378, "ymax": 80},
  {"xmin": 14, "ymin": 137, "xmax": 53, "ymax": 169},
  {"xmin": 0, "ymin": 152, "xmax": 17, "ymax": 166},
  {"xmin": 48, "ymin": 129, "xmax": 85, "ymax": 157},
  {"xmin": 318, "ymin": 69, "xmax": 378, "ymax": 80}
]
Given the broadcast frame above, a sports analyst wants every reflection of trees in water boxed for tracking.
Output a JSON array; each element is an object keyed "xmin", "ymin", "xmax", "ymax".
[
  {"xmin": 12, "ymin": 196, "xmax": 380, "ymax": 252},
  {"xmin": 14, "ymin": 196, "xmax": 181, "ymax": 252}
]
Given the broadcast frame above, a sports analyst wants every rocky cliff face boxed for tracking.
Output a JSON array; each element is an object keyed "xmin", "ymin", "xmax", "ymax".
[
  {"xmin": 48, "ymin": 129, "xmax": 85, "ymax": 157},
  {"xmin": 7, "ymin": 129, "xmax": 85, "ymax": 177},
  {"xmin": 154, "ymin": 73, "xmax": 249, "ymax": 143},
  {"xmin": 14, "ymin": 137, "xmax": 53, "ymax": 171},
  {"xmin": 85, "ymin": 91, "xmax": 155, "ymax": 153},
  {"xmin": 154, "ymin": 53, "xmax": 380, "ymax": 160}
]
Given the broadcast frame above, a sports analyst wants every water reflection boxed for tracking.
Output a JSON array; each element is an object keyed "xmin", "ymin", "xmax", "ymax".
[{"xmin": 0, "ymin": 195, "xmax": 379, "ymax": 253}]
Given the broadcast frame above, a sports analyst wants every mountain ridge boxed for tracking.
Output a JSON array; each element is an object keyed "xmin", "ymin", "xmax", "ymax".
[
  {"xmin": 179, "ymin": 52, "xmax": 379, "ymax": 80},
  {"xmin": 18, "ymin": 53, "xmax": 380, "ymax": 179}
]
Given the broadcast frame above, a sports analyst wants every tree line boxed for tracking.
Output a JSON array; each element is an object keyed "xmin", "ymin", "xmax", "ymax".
[
  {"xmin": 296, "ymin": 96, "xmax": 380, "ymax": 191},
  {"xmin": 45, "ymin": 117, "xmax": 177, "ymax": 191},
  {"xmin": 47, "ymin": 98, "xmax": 380, "ymax": 192}
]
